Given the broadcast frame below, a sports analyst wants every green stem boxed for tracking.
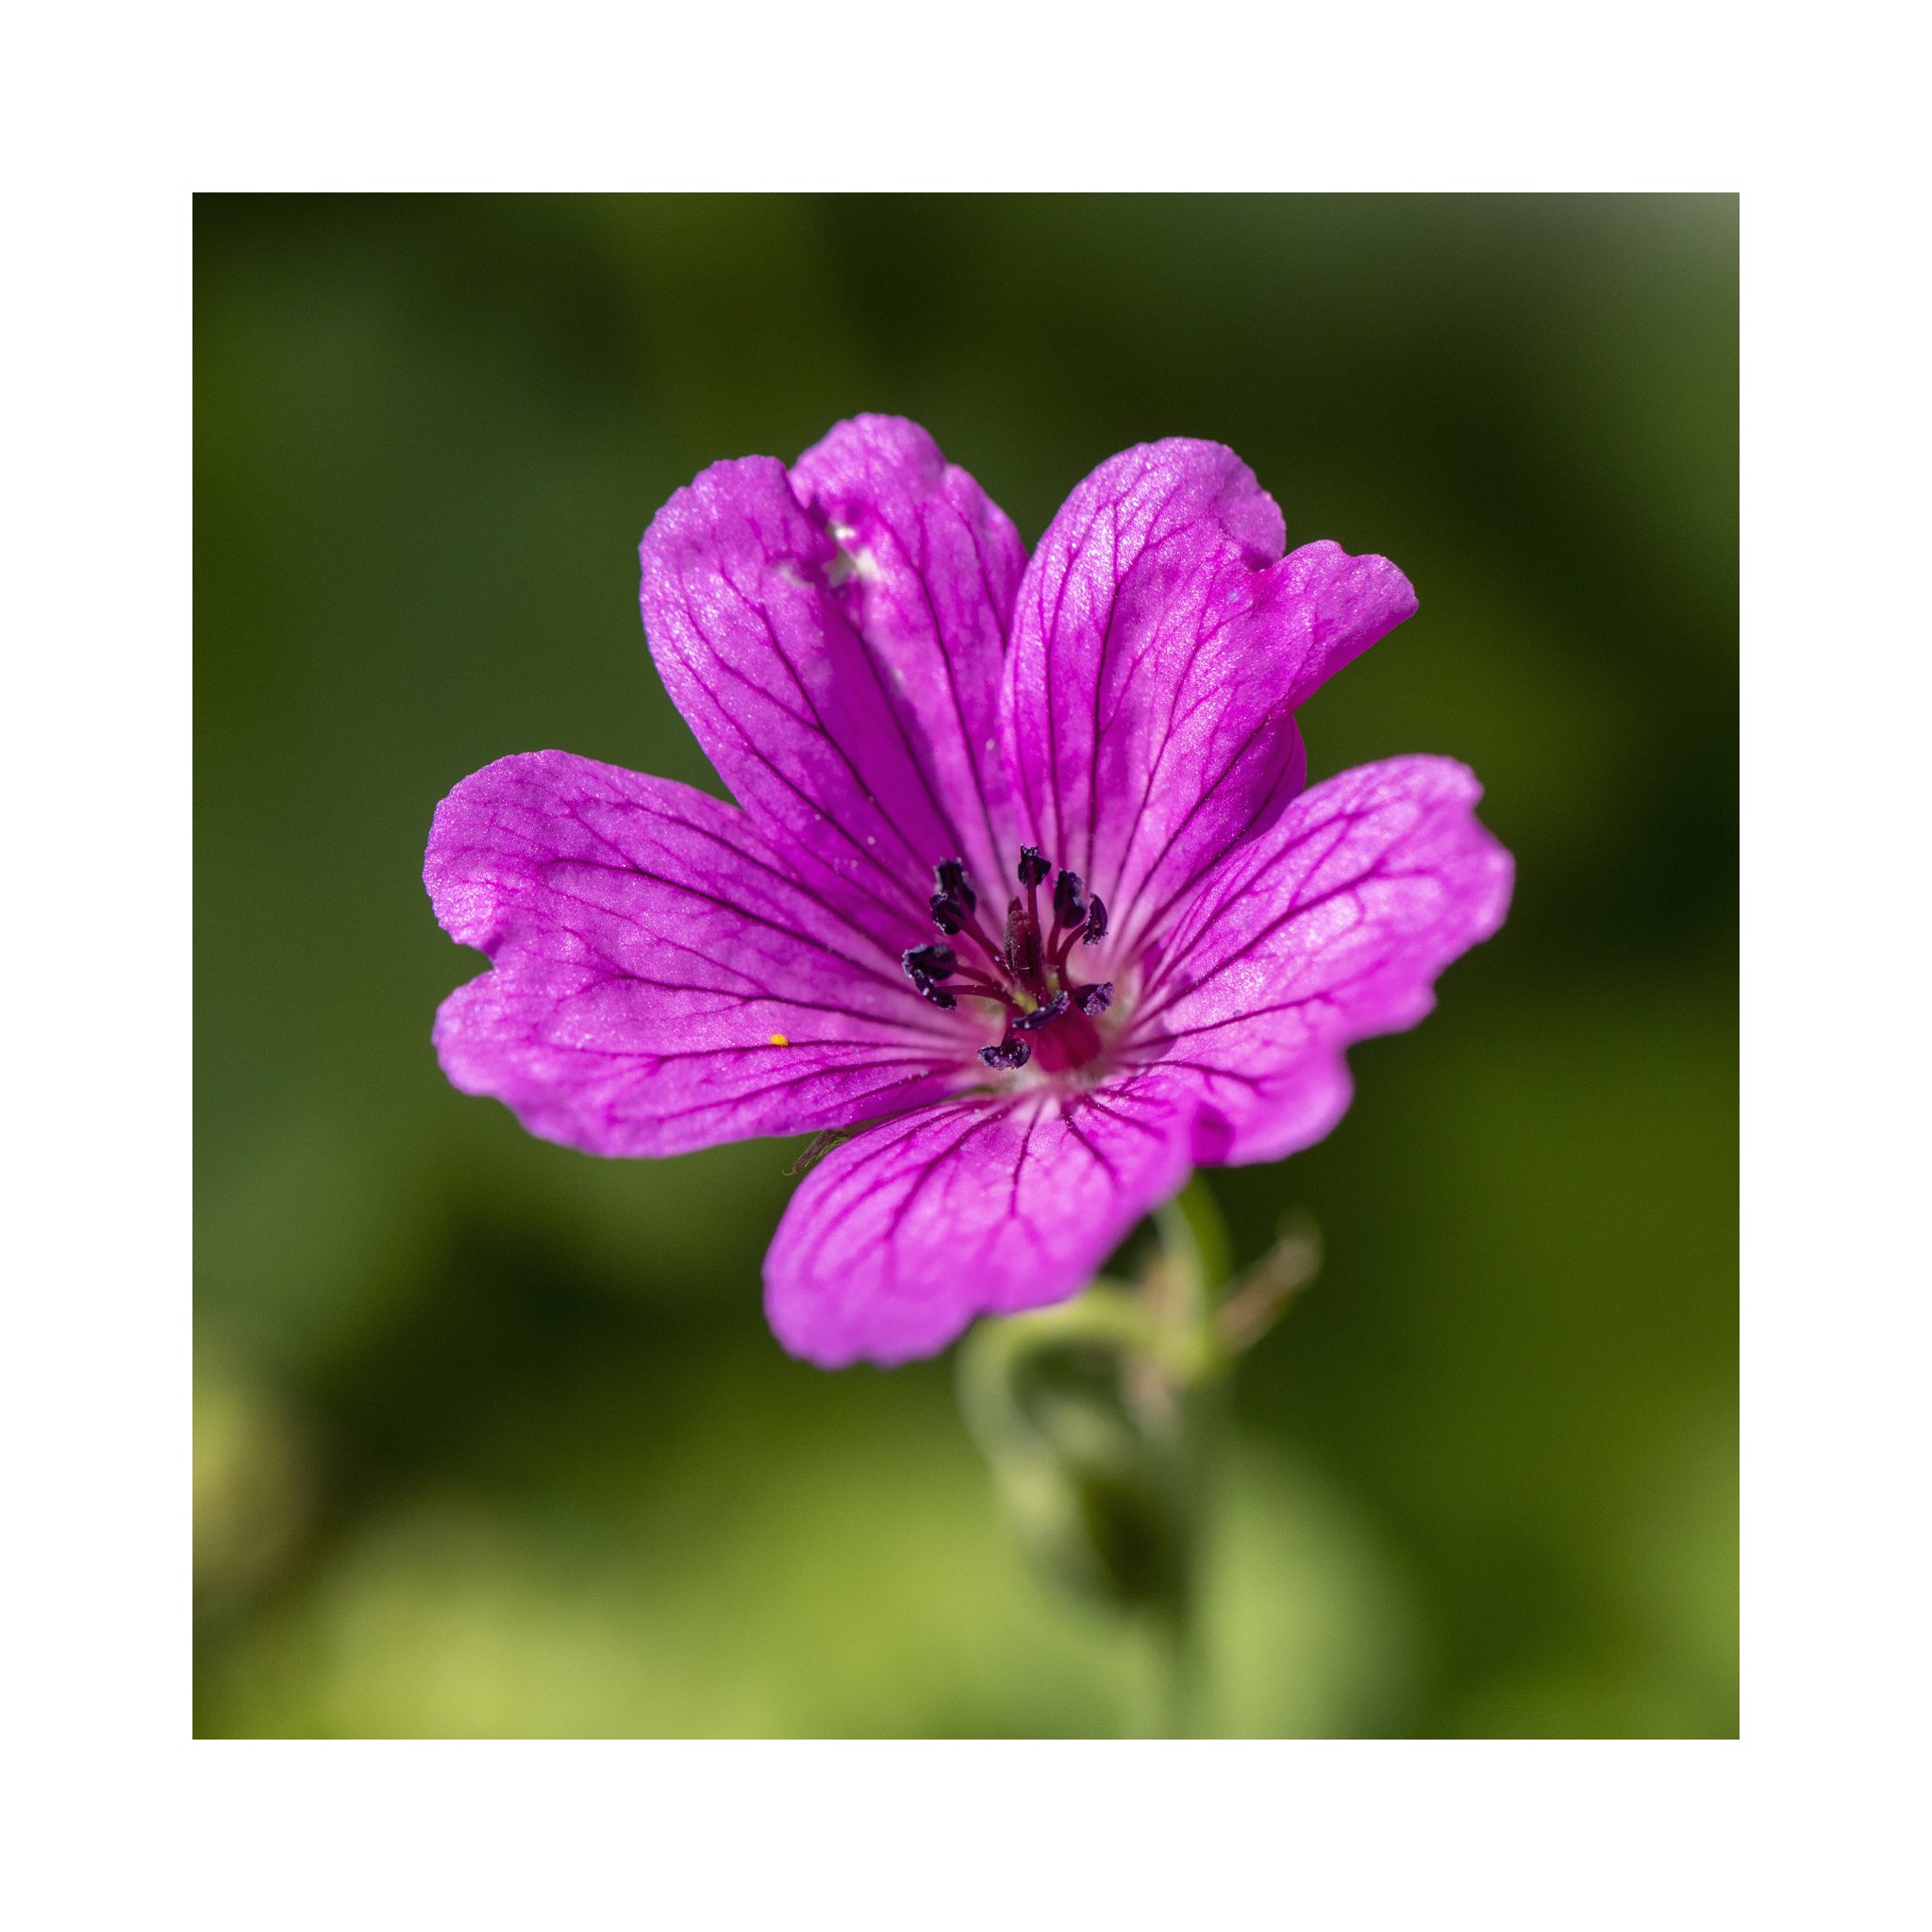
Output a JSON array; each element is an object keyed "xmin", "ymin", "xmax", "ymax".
[
  {"xmin": 1157, "ymin": 1576, "xmax": 1204, "ymax": 1739},
  {"xmin": 958, "ymin": 1175, "xmax": 1314, "ymax": 1741}
]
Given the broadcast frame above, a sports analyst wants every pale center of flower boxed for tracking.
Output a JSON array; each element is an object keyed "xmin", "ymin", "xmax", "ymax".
[{"xmin": 901, "ymin": 849, "xmax": 1114, "ymax": 1074}]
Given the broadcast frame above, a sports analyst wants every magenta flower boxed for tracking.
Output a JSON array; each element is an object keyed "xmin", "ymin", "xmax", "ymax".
[{"xmin": 425, "ymin": 417, "xmax": 1512, "ymax": 1367}]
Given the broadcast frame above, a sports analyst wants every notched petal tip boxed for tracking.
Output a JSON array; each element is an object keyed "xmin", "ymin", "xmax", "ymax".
[
  {"xmin": 423, "ymin": 749, "xmax": 590, "ymax": 956},
  {"xmin": 1127, "ymin": 752, "xmax": 1513, "ymax": 1170},
  {"xmin": 790, "ymin": 413, "xmax": 949, "ymax": 497},
  {"xmin": 420, "ymin": 752, "xmax": 970, "ymax": 1162},
  {"xmin": 1265, "ymin": 541, "xmax": 1422, "ymax": 710}
]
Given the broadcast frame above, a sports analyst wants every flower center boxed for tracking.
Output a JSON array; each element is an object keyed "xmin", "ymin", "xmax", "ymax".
[{"xmin": 902, "ymin": 848, "xmax": 1114, "ymax": 1073}]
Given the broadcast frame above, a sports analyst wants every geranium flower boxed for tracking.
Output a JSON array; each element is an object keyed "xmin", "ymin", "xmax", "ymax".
[{"xmin": 425, "ymin": 417, "xmax": 1512, "ymax": 1367}]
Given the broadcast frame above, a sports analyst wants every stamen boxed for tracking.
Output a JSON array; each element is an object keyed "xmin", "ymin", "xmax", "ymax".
[
  {"xmin": 1011, "ymin": 990, "xmax": 1070, "ymax": 1032},
  {"xmin": 902, "ymin": 942, "xmax": 957, "ymax": 981},
  {"xmin": 946, "ymin": 972, "xmax": 1018, "ymax": 1006},
  {"xmin": 934, "ymin": 858, "xmax": 977, "ymax": 917},
  {"xmin": 901, "ymin": 945, "xmax": 959, "ymax": 1008},
  {"xmin": 911, "ymin": 850, "xmax": 1113, "ymax": 1071},
  {"xmin": 979, "ymin": 1037, "xmax": 1032, "ymax": 1070},
  {"xmin": 928, "ymin": 891, "xmax": 964, "ymax": 934},
  {"xmin": 928, "ymin": 860, "xmax": 1008, "ymax": 969}
]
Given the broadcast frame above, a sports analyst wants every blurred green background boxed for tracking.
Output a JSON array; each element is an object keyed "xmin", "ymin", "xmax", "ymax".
[{"xmin": 193, "ymin": 193, "xmax": 1737, "ymax": 1738}]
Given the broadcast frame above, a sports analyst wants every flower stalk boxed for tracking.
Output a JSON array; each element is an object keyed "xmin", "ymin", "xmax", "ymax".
[{"xmin": 957, "ymin": 1177, "xmax": 1321, "ymax": 1737}]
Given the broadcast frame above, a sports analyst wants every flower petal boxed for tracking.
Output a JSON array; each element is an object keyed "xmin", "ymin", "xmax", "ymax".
[
  {"xmin": 1123, "ymin": 756, "xmax": 1512, "ymax": 1166},
  {"xmin": 425, "ymin": 751, "xmax": 975, "ymax": 1157},
  {"xmin": 1268, "ymin": 536, "xmax": 1420, "ymax": 711},
  {"xmin": 1001, "ymin": 439, "xmax": 1416, "ymax": 957},
  {"xmin": 640, "ymin": 426, "xmax": 1020, "ymax": 952},
  {"xmin": 789, "ymin": 416, "xmax": 1027, "ymax": 894},
  {"xmin": 763, "ymin": 1075, "xmax": 1195, "ymax": 1367}
]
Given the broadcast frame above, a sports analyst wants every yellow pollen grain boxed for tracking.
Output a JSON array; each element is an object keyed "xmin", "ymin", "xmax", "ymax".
[{"xmin": 769, "ymin": 1033, "xmax": 790, "ymax": 1047}]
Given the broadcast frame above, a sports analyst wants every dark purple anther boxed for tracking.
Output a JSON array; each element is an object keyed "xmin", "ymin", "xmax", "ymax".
[
  {"xmin": 1074, "ymin": 982, "xmax": 1114, "ymax": 1017},
  {"xmin": 934, "ymin": 858, "xmax": 976, "ymax": 916},
  {"xmin": 903, "ymin": 942, "xmax": 961, "ymax": 1008},
  {"xmin": 902, "ymin": 943, "xmax": 957, "ymax": 981},
  {"xmin": 1016, "ymin": 845, "xmax": 1051, "ymax": 889},
  {"xmin": 979, "ymin": 1037, "xmax": 1033, "ymax": 1070},
  {"xmin": 1011, "ymin": 990, "xmax": 1070, "ymax": 1032},
  {"xmin": 1083, "ymin": 894, "xmax": 1108, "ymax": 943},
  {"xmin": 1052, "ymin": 869, "xmax": 1087, "ymax": 928},
  {"xmin": 929, "ymin": 891, "xmax": 966, "ymax": 935}
]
